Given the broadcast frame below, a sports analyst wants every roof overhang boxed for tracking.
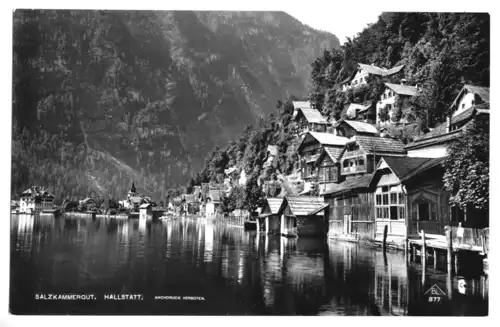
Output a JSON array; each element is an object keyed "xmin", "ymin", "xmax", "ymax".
[{"xmin": 307, "ymin": 203, "xmax": 329, "ymax": 216}]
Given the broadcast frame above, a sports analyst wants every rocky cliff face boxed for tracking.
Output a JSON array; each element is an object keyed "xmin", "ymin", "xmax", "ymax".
[{"xmin": 12, "ymin": 10, "xmax": 339, "ymax": 200}]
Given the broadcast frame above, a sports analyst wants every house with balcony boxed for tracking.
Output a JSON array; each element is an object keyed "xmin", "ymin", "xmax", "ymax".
[
  {"xmin": 376, "ymin": 81, "xmax": 419, "ymax": 126},
  {"xmin": 322, "ymin": 135, "xmax": 407, "ymax": 240},
  {"xmin": 406, "ymin": 85, "xmax": 489, "ymax": 158},
  {"xmin": 296, "ymin": 131, "xmax": 348, "ymax": 183},
  {"xmin": 342, "ymin": 63, "xmax": 405, "ymax": 92}
]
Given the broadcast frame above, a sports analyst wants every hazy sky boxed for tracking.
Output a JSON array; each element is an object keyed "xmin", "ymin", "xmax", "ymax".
[{"xmin": 286, "ymin": 9, "xmax": 381, "ymax": 44}]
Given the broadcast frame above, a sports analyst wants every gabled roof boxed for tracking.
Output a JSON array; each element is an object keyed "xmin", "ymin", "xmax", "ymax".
[
  {"xmin": 316, "ymin": 145, "xmax": 344, "ymax": 165},
  {"xmin": 451, "ymin": 85, "xmax": 490, "ymax": 110},
  {"xmin": 322, "ymin": 174, "xmax": 374, "ymax": 196},
  {"xmin": 264, "ymin": 197, "xmax": 284, "ymax": 214},
  {"xmin": 298, "ymin": 132, "xmax": 348, "ymax": 152},
  {"xmin": 347, "ymin": 135, "xmax": 406, "ymax": 156},
  {"xmin": 278, "ymin": 196, "xmax": 328, "ymax": 216},
  {"xmin": 292, "ymin": 101, "xmax": 312, "ymax": 109},
  {"xmin": 19, "ymin": 186, "xmax": 54, "ymax": 198},
  {"xmin": 340, "ymin": 120, "xmax": 379, "ymax": 135},
  {"xmin": 345, "ymin": 103, "xmax": 372, "ymax": 119},
  {"xmin": 358, "ymin": 63, "xmax": 405, "ymax": 76},
  {"xmin": 139, "ymin": 203, "xmax": 152, "ymax": 209},
  {"xmin": 295, "ymin": 108, "xmax": 329, "ymax": 124},
  {"xmin": 373, "ymin": 156, "xmax": 446, "ymax": 184},
  {"xmin": 384, "ymin": 83, "xmax": 418, "ymax": 96}
]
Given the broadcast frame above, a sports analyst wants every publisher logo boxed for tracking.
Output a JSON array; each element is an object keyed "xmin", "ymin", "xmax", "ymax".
[{"xmin": 424, "ymin": 284, "xmax": 446, "ymax": 303}]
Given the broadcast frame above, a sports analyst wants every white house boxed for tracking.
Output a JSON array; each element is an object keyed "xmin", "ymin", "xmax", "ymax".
[
  {"xmin": 406, "ymin": 85, "xmax": 489, "ymax": 158},
  {"xmin": 376, "ymin": 81, "xmax": 419, "ymax": 126},
  {"xmin": 205, "ymin": 189, "xmax": 222, "ymax": 218},
  {"xmin": 19, "ymin": 186, "xmax": 55, "ymax": 214},
  {"xmin": 342, "ymin": 63, "xmax": 405, "ymax": 91},
  {"xmin": 139, "ymin": 203, "xmax": 153, "ymax": 220}
]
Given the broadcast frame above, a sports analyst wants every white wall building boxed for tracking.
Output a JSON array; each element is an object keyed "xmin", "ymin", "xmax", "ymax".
[
  {"xmin": 19, "ymin": 186, "xmax": 54, "ymax": 214},
  {"xmin": 376, "ymin": 82, "xmax": 418, "ymax": 125}
]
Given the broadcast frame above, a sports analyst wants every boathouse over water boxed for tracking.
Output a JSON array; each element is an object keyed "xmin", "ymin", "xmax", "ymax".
[
  {"xmin": 258, "ymin": 197, "xmax": 284, "ymax": 235},
  {"xmin": 276, "ymin": 196, "xmax": 329, "ymax": 238}
]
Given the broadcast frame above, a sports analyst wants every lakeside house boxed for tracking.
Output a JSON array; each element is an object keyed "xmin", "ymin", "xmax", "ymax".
[
  {"xmin": 342, "ymin": 63, "xmax": 405, "ymax": 91},
  {"xmin": 321, "ymin": 135, "xmax": 407, "ymax": 241},
  {"xmin": 258, "ymin": 197, "xmax": 284, "ymax": 234},
  {"xmin": 369, "ymin": 156, "xmax": 451, "ymax": 248},
  {"xmin": 206, "ymin": 188, "xmax": 223, "ymax": 218},
  {"xmin": 276, "ymin": 196, "xmax": 329, "ymax": 237},
  {"xmin": 376, "ymin": 81, "xmax": 419, "ymax": 126},
  {"xmin": 19, "ymin": 186, "xmax": 55, "ymax": 214}
]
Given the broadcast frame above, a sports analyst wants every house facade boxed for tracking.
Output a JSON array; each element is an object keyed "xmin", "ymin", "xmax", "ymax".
[
  {"xmin": 19, "ymin": 186, "xmax": 55, "ymax": 214},
  {"xmin": 205, "ymin": 189, "xmax": 222, "ymax": 218},
  {"xmin": 370, "ymin": 156, "xmax": 451, "ymax": 248},
  {"xmin": 294, "ymin": 108, "xmax": 330, "ymax": 134},
  {"xmin": 342, "ymin": 63, "xmax": 405, "ymax": 91},
  {"xmin": 322, "ymin": 135, "xmax": 407, "ymax": 240},
  {"xmin": 297, "ymin": 132, "xmax": 348, "ymax": 183},
  {"xmin": 376, "ymin": 81, "xmax": 419, "ymax": 126}
]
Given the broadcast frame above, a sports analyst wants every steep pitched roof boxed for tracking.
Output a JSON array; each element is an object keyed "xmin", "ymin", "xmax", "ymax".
[
  {"xmin": 292, "ymin": 101, "xmax": 312, "ymax": 109},
  {"xmin": 384, "ymin": 83, "xmax": 418, "ymax": 96},
  {"xmin": 451, "ymin": 85, "xmax": 490, "ymax": 110},
  {"xmin": 307, "ymin": 132, "xmax": 349, "ymax": 146},
  {"xmin": 280, "ymin": 196, "xmax": 328, "ymax": 216},
  {"xmin": 358, "ymin": 63, "xmax": 405, "ymax": 76},
  {"xmin": 296, "ymin": 108, "xmax": 329, "ymax": 124},
  {"xmin": 378, "ymin": 157, "xmax": 435, "ymax": 180},
  {"xmin": 349, "ymin": 135, "xmax": 406, "ymax": 155},
  {"xmin": 323, "ymin": 145, "xmax": 344, "ymax": 163},
  {"xmin": 322, "ymin": 174, "xmax": 374, "ymax": 196},
  {"xmin": 406, "ymin": 130, "xmax": 463, "ymax": 150},
  {"xmin": 341, "ymin": 120, "xmax": 379, "ymax": 134},
  {"xmin": 265, "ymin": 197, "xmax": 284, "ymax": 214},
  {"xmin": 345, "ymin": 103, "xmax": 372, "ymax": 118}
]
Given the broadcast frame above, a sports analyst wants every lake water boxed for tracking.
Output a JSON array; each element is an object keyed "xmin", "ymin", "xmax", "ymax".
[{"xmin": 10, "ymin": 214, "xmax": 488, "ymax": 315}]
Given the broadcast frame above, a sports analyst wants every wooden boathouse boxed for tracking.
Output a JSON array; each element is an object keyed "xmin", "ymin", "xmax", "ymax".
[
  {"xmin": 276, "ymin": 196, "xmax": 329, "ymax": 238},
  {"xmin": 258, "ymin": 197, "xmax": 284, "ymax": 235}
]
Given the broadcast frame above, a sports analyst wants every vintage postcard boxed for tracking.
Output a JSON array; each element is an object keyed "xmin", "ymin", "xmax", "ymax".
[{"xmin": 8, "ymin": 7, "xmax": 489, "ymax": 317}]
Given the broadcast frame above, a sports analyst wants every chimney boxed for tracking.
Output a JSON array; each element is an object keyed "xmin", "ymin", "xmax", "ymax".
[{"xmin": 400, "ymin": 79, "xmax": 407, "ymax": 85}]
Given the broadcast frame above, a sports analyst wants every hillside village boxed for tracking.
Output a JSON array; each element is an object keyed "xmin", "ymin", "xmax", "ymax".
[{"xmin": 179, "ymin": 62, "xmax": 489, "ymax": 249}]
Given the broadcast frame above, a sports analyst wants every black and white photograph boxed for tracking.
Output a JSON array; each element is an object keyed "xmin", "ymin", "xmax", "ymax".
[{"xmin": 4, "ymin": 1, "xmax": 492, "ymax": 319}]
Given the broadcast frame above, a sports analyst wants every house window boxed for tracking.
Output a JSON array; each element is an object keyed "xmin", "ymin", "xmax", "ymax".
[
  {"xmin": 462, "ymin": 103, "xmax": 465, "ymax": 109},
  {"xmin": 375, "ymin": 185, "xmax": 405, "ymax": 220},
  {"xmin": 383, "ymin": 94, "xmax": 387, "ymax": 100},
  {"xmin": 416, "ymin": 201, "xmax": 438, "ymax": 221}
]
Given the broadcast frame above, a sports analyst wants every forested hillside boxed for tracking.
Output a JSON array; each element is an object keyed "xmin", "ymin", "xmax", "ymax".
[
  {"xmin": 11, "ymin": 10, "xmax": 339, "ymax": 202},
  {"xmin": 190, "ymin": 12, "xmax": 490, "ymax": 205}
]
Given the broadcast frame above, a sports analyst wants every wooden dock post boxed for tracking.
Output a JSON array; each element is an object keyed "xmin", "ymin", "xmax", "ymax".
[
  {"xmin": 446, "ymin": 227, "xmax": 453, "ymax": 270},
  {"xmin": 383, "ymin": 225, "xmax": 388, "ymax": 252},
  {"xmin": 421, "ymin": 230, "xmax": 426, "ymax": 266},
  {"xmin": 433, "ymin": 249, "xmax": 437, "ymax": 269},
  {"xmin": 412, "ymin": 243, "xmax": 416, "ymax": 261}
]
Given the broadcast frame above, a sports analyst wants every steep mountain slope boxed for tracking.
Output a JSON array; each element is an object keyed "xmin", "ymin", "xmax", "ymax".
[{"xmin": 11, "ymin": 10, "xmax": 339, "ymax": 201}]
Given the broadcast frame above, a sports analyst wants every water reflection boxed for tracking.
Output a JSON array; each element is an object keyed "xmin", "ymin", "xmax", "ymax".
[{"xmin": 10, "ymin": 215, "xmax": 488, "ymax": 315}]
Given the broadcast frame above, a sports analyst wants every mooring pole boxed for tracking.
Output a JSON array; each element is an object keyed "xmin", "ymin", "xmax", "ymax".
[
  {"xmin": 383, "ymin": 225, "xmax": 388, "ymax": 252},
  {"xmin": 446, "ymin": 227, "xmax": 453, "ymax": 271},
  {"xmin": 421, "ymin": 230, "xmax": 426, "ymax": 265}
]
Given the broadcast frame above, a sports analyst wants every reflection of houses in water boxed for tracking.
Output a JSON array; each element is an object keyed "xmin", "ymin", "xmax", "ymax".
[
  {"xmin": 372, "ymin": 251, "xmax": 409, "ymax": 315},
  {"xmin": 16, "ymin": 214, "xmax": 35, "ymax": 256},
  {"xmin": 204, "ymin": 221, "xmax": 214, "ymax": 263}
]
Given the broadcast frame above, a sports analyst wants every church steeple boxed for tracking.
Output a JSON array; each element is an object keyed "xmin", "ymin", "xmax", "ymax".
[{"xmin": 131, "ymin": 182, "xmax": 136, "ymax": 193}]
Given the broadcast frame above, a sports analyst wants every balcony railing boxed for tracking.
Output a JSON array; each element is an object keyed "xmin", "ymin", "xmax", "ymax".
[
  {"xmin": 343, "ymin": 150, "xmax": 365, "ymax": 159},
  {"xmin": 342, "ymin": 165, "xmax": 367, "ymax": 175}
]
